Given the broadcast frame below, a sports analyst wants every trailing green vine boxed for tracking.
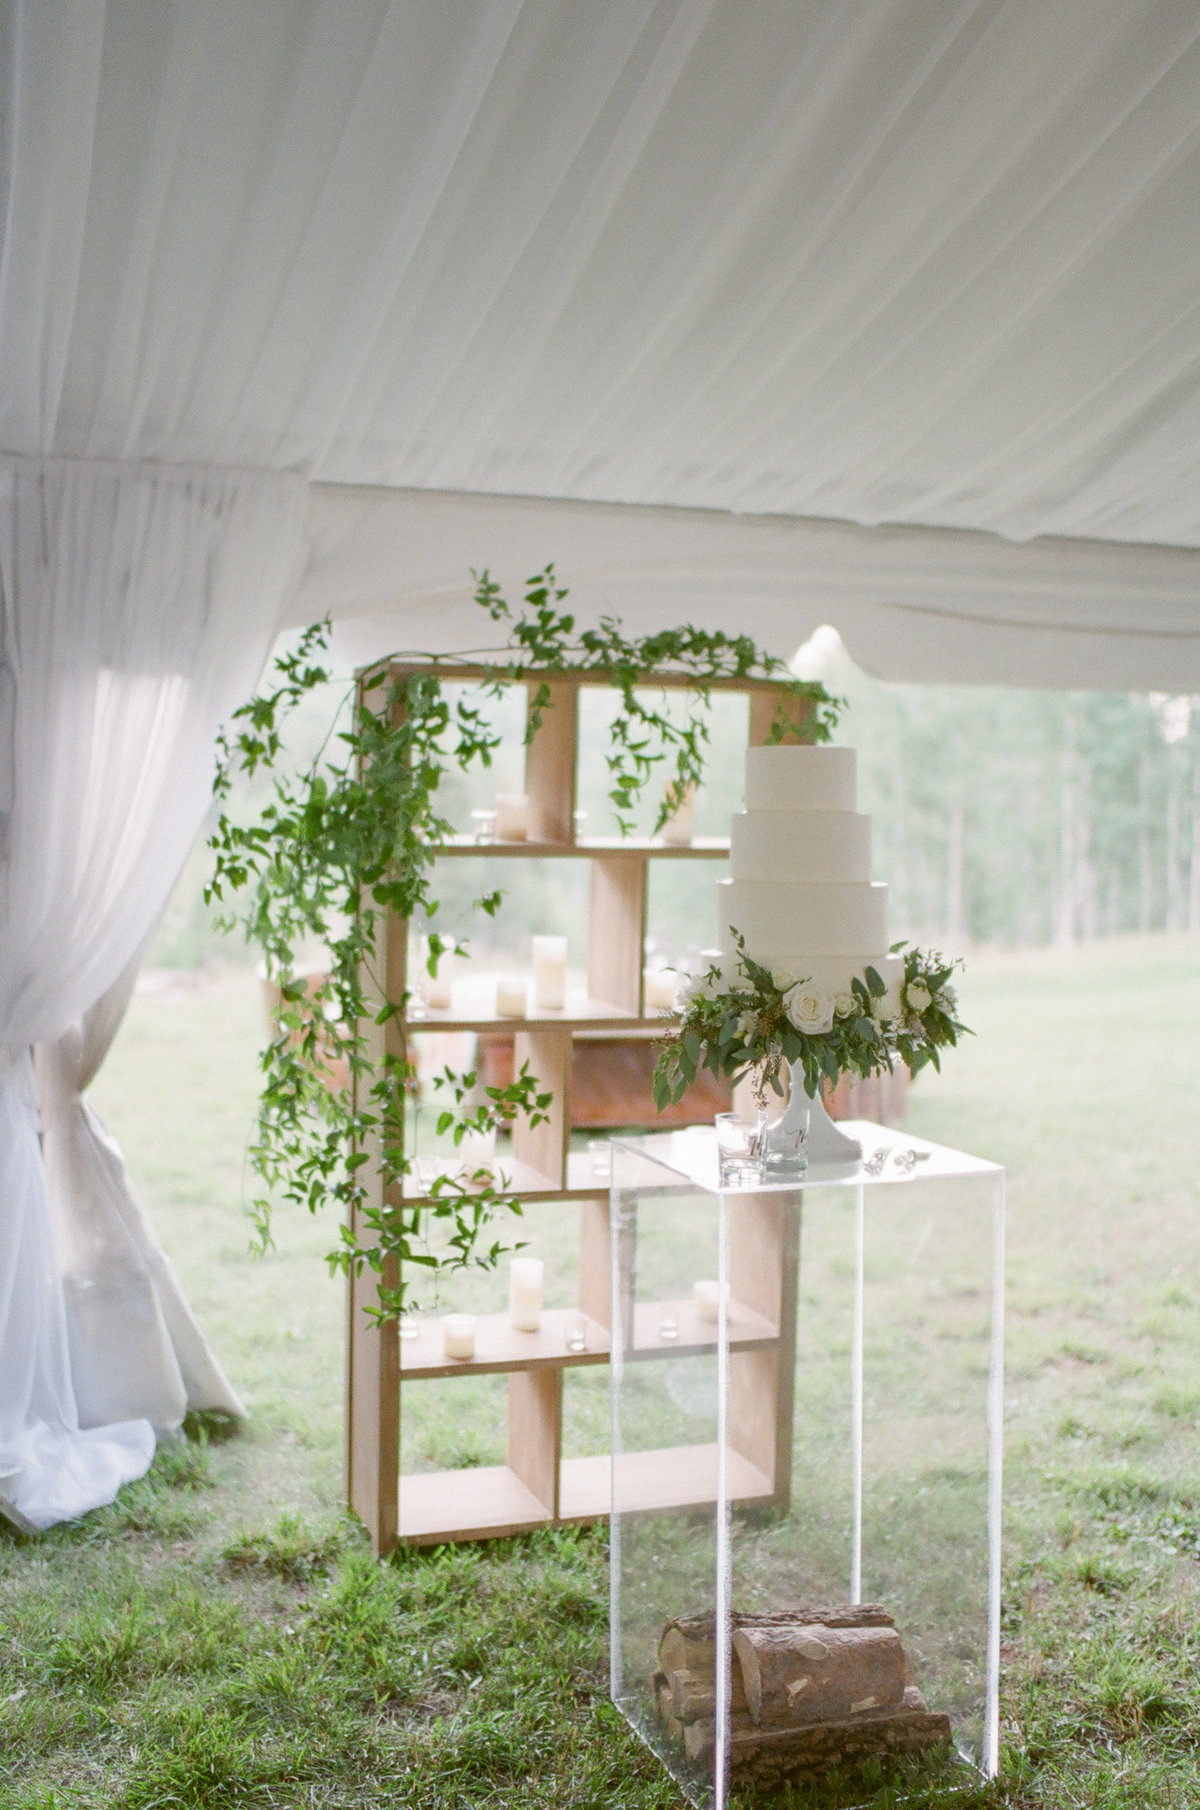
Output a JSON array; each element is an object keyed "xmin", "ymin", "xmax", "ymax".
[{"xmin": 207, "ymin": 566, "xmax": 839, "ymax": 1319}]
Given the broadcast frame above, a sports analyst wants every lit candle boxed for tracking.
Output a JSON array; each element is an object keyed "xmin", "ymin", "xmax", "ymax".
[
  {"xmin": 693, "ymin": 1279, "xmax": 729, "ymax": 1323},
  {"xmin": 661, "ymin": 782, "xmax": 696, "ymax": 846},
  {"xmin": 531, "ymin": 935, "xmax": 567, "ymax": 1010},
  {"xmin": 495, "ymin": 792, "xmax": 530, "ymax": 841},
  {"xmin": 508, "ymin": 1257, "xmax": 544, "ymax": 1331},
  {"xmin": 495, "ymin": 974, "xmax": 527, "ymax": 1017},
  {"xmin": 442, "ymin": 1313, "xmax": 477, "ymax": 1360},
  {"xmin": 421, "ymin": 936, "xmax": 454, "ymax": 1011},
  {"xmin": 644, "ymin": 968, "xmax": 679, "ymax": 1011}
]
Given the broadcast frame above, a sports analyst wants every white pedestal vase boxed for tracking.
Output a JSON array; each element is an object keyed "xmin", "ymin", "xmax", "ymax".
[{"xmin": 761, "ymin": 1059, "xmax": 862, "ymax": 1173}]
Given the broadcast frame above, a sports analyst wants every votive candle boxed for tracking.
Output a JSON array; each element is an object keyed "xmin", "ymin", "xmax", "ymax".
[
  {"xmin": 495, "ymin": 792, "xmax": 530, "ymax": 840},
  {"xmin": 693, "ymin": 1278, "xmax": 729, "ymax": 1323},
  {"xmin": 495, "ymin": 974, "xmax": 527, "ymax": 1017},
  {"xmin": 442, "ymin": 1313, "xmax": 477, "ymax": 1360},
  {"xmin": 532, "ymin": 935, "xmax": 567, "ymax": 1010},
  {"xmin": 508, "ymin": 1257, "xmax": 544, "ymax": 1331}
]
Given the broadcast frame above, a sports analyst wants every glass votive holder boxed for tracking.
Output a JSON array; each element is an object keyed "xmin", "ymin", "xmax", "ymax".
[
  {"xmin": 658, "ymin": 1310, "xmax": 680, "ymax": 1342},
  {"xmin": 470, "ymin": 807, "xmax": 497, "ymax": 844},
  {"xmin": 564, "ymin": 1312, "xmax": 588, "ymax": 1354},
  {"xmin": 442, "ymin": 1313, "xmax": 476, "ymax": 1361},
  {"xmin": 398, "ymin": 1314, "xmax": 420, "ymax": 1341},
  {"xmin": 660, "ymin": 781, "xmax": 696, "ymax": 846},
  {"xmin": 587, "ymin": 1138, "xmax": 612, "ymax": 1180},
  {"xmin": 714, "ymin": 1112, "xmax": 765, "ymax": 1187}
]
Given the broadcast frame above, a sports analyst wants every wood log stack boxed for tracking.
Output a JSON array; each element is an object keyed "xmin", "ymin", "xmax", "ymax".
[{"xmin": 653, "ymin": 1606, "xmax": 952, "ymax": 1791}]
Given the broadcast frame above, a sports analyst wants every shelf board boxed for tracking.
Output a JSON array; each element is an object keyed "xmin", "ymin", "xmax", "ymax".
[
  {"xmin": 398, "ymin": 1464, "xmax": 551, "ymax": 1544},
  {"xmin": 558, "ymin": 1444, "xmax": 775, "ymax": 1522},
  {"xmin": 395, "ymin": 1445, "xmax": 776, "ymax": 1543},
  {"xmin": 406, "ymin": 990, "xmax": 646, "ymax": 1033},
  {"xmin": 402, "ymin": 1149, "xmax": 610, "ymax": 1201},
  {"xmin": 394, "ymin": 1297, "xmax": 775, "ymax": 1378},
  {"xmin": 433, "ymin": 836, "xmax": 730, "ymax": 859},
  {"xmin": 399, "ymin": 1309, "xmax": 610, "ymax": 1378},
  {"xmin": 630, "ymin": 1297, "xmax": 778, "ymax": 1356}
]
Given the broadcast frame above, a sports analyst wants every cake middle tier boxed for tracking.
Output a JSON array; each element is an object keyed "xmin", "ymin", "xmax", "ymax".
[
  {"xmin": 730, "ymin": 808, "xmax": 870, "ymax": 882},
  {"xmin": 716, "ymin": 878, "xmax": 889, "ymax": 960}
]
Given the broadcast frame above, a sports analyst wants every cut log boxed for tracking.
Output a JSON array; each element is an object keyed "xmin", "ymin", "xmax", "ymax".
[
  {"xmin": 729, "ymin": 1706, "xmax": 953, "ymax": 1788},
  {"xmin": 732, "ymin": 1619, "xmax": 908, "ymax": 1728},
  {"xmin": 663, "ymin": 1667, "xmax": 716, "ymax": 1724}
]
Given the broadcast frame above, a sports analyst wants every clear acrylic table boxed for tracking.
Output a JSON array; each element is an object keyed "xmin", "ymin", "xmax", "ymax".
[{"xmin": 609, "ymin": 1124, "xmax": 1004, "ymax": 1808}]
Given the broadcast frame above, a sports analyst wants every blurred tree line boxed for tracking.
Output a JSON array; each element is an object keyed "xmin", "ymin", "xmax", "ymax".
[{"xmin": 827, "ymin": 637, "xmax": 1200, "ymax": 951}]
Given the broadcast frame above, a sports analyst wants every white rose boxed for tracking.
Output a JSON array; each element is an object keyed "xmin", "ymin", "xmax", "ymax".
[
  {"xmin": 834, "ymin": 993, "xmax": 858, "ymax": 1020},
  {"xmin": 782, "ymin": 983, "xmax": 836, "ymax": 1035},
  {"xmin": 872, "ymin": 983, "xmax": 905, "ymax": 1024},
  {"xmin": 770, "ymin": 966, "xmax": 795, "ymax": 992},
  {"xmin": 904, "ymin": 980, "xmax": 932, "ymax": 1013}
]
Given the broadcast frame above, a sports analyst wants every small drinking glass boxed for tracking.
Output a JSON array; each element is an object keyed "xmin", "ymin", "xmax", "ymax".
[
  {"xmin": 714, "ymin": 1112, "xmax": 764, "ymax": 1187},
  {"xmin": 564, "ymin": 1313, "xmax": 588, "ymax": 1354},
  {"xmin": 469, "ymin": 807, "xmax": 497, "ymax": 844},
  {"xmin": 587, "ymin": 1138, "xmax": 612, "ymax": 1180}
]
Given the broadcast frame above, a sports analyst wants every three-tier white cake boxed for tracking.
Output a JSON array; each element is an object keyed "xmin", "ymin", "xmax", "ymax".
[{"xmin": 716, "ymin": 745, "xmax": 900, "ymax": 999}]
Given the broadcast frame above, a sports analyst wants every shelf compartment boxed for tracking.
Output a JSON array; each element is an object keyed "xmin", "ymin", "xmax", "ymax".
[
  {"xmin": 629, "ymin": 1297, "xmax": 778, "ymax": 1356},
  {"xmin": 397, "ymin": 1464, "xmax": 552, "ymax": 1544},
  {"xmin": 398, "ymin": 1309, "xmax": 610, "ymax": 1378},
  {"xmin": 558, "ymin": 1445, "xmax": 774, "ymax": 1523},
  {"xmin": 407, "ymin": 990, "xmax": 645, "ymax": 1033}
]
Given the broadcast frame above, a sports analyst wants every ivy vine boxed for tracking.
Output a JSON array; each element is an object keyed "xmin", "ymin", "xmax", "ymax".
[{"xmin": 208, "ymin": 566, "xmax": 839, "ymax": 1319}]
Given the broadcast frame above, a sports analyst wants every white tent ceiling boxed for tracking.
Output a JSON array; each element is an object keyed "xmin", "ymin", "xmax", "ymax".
[{"xmin": 6, "ymin": 0, "xmax": 1200, "ymax": 683}]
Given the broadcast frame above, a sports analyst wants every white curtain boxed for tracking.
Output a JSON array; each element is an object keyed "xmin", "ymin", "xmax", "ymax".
[{"xmin": 0, "ymin": 454, "xmax": 306, "ymax": 1528}]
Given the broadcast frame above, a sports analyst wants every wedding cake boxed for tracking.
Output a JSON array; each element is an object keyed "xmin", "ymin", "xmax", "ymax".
[{"xmin": 716, "ymin": 745, "xmax": 901, "ymax": 1002}]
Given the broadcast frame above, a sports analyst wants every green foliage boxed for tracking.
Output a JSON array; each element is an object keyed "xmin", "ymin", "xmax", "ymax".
[
  {"xmin": 208, "ymin": 567, "xmax": 836, "ymax": 1315},
  {"xmin": 653, "ymin": 931, "xmax": 968, "ymax": 1108}
]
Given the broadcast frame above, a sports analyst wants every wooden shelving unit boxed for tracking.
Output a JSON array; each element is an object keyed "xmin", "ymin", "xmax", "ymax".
[{"xmin": 346, "ymin": 666, "xmax": 803, "ymax": 1552}]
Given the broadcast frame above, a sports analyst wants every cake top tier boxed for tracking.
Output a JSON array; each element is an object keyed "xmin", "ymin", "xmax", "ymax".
[{"xmin": 745, "ymin": 744, "xmax": 857, "ymax": 813}]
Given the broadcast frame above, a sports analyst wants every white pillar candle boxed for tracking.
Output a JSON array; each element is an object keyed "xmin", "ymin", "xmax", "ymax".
[
  {"xmin": 508, "ymin": 1257, "xmax": 544, "ymax": 1331},
  {"xmin": 644, "ymin": 968, "xmax": 679, "ymax": 1011},
  {"xmin": 693, "ymin": 1278, "xmax": 729, "ymax": 1323},
  {"xmin": 442, "ymin": 1313, "xmax": 477, "ymax": 1360},
  {"xmin": 495, "ymin": 974, "xmax": 527, "ymax": 1017},
  {"xmin": 421, "ymin": 937, "xmax": 454, "ymax": 1010},
  {"xmin": 494, "ymin": 792, "xmax": 530, "ymax": 840},
  {"xmin": 531, "ymin": 935, "xmax": 567, "ymax": 1009},
  {"xmin": 661, "ymin": 782, "xmax": 696, "ymax": 846}
]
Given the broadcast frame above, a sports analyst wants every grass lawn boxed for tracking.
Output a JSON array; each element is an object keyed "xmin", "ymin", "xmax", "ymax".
[{"xmin": 3, "ymin": 935, "xmax": 1200, "ymax": 1807}]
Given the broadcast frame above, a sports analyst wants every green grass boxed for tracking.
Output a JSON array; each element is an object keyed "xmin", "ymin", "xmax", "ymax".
[{"xmin": 3, "ymin": 936, "xmax": 1200, "ymax": 1806}]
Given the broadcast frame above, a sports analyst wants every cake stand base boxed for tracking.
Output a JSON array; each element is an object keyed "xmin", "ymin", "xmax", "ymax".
[{"xmin": 805, "ymin": 1086, "xmax": 863, "ymax": 1164}]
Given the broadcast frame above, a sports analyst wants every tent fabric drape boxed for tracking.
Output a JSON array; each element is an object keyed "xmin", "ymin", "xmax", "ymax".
[
  {"xmin": 0, "ymin": 455, "xmax": 306, "ymax": 1527},
  {"xmin": 5, "ymin": 0, "xmax": 1200, "ymax": 558},
  {"xmin": 34, "ymin": 950, "xmax": 244, "ymax": 1435},
  {"xmin": 304, "ymin": 485, "xmax": 1200, "ymax": 691}
]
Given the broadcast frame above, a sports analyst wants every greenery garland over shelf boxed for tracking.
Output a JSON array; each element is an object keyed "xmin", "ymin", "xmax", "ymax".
[{"xmin": 207, "ymin": 567, "xmax": 838, "ymax": 1318}]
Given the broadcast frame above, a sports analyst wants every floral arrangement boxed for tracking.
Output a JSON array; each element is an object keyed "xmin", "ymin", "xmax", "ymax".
[{"xmin": 652, "ymin": 930, "xmax": 968, "ymax": 1110}]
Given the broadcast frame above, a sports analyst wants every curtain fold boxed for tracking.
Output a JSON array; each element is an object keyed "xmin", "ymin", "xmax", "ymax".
[
  {"xmin": 34, "ymin": 949, "xmax": 244, "ymax": 1436},
  {"xmin": 0, "ymin": 454, "xmax": 306, "ymax": 1527}
]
